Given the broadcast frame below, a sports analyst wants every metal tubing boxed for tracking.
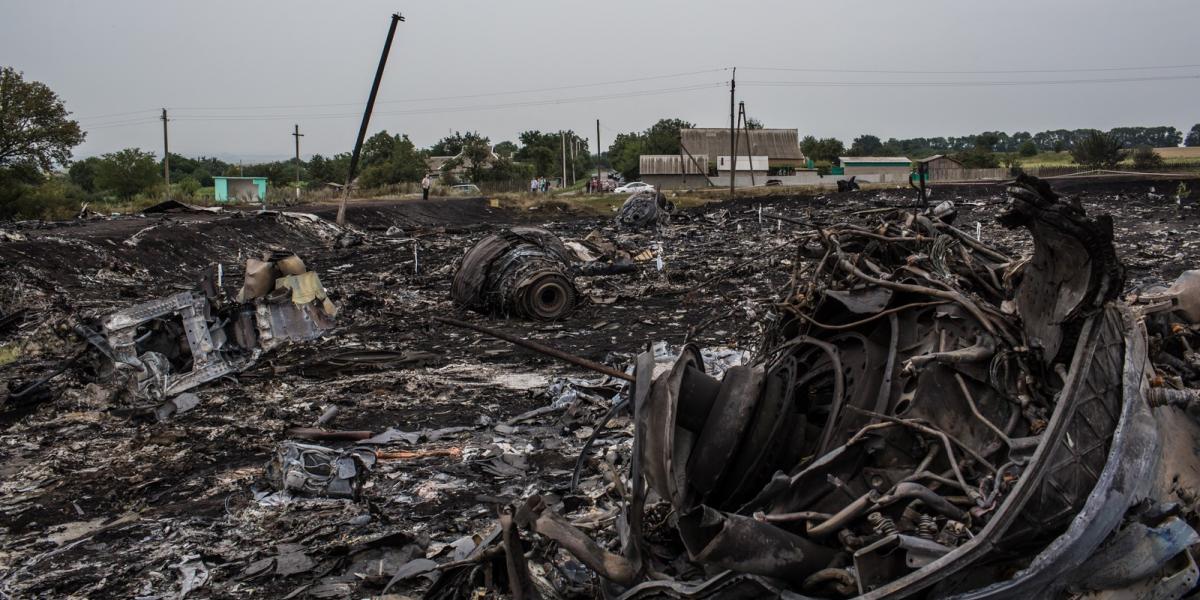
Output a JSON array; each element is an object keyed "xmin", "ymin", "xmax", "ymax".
[{"xmin": 432, "ymin": 316, "xmax": 634, "ymax": 382}]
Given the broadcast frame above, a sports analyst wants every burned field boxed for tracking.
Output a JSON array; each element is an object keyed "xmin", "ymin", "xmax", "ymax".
[{"xmin": 4, "ymin": 178, "xmax": 1200, "ymax": 599}]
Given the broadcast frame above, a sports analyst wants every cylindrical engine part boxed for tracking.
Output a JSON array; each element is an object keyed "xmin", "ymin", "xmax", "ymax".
[{"xmin": 451, "ymin": 228, "xmax": 579, "ymax": 321}]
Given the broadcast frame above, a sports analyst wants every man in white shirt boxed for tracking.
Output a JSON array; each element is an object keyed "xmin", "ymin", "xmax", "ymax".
[{"xmin": 421, "ymin": 174, "xmax": 431, "ymax": 200}]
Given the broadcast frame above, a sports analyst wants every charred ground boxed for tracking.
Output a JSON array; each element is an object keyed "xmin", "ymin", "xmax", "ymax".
[{"xmin": 1, "ymin": 178, "xmax": 1198, "ymax": 598}]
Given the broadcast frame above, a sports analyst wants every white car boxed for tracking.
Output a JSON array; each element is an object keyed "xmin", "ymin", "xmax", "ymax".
[{"xmin": 614, "ymin": 181, "xmax": 654, "ymax": 194}]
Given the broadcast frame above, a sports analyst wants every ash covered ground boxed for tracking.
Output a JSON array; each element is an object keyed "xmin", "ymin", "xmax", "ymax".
[{"xmin": 1, "ymin": 178, "xmax": 1198, "ymax": 599}]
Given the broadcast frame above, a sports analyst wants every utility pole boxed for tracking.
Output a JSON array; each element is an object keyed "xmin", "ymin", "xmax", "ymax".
[
  {"xmin": 338, "ymin": 12, "xmax": 404, "ymax": 226},
  {"xmin": 729, "ymin": 68, "xmax": 737, "ymax": 197},
  {"xmin": 560, "ymin": 131, "xmax": 567, "ymax": 189},
  {"xmin": 596, "ymin": 119, "xmax": 602, "ymax": 189},
  {"xmin": 161, "ymin": 108, "xmax": 170, "ymax": 198},
  {"xmin": 570, "ymin": 136, "xmax": 577, "ymax": 185},
  {"xmin": 292, "ymin": 124, "xmax": 304, "ymax": 202}
]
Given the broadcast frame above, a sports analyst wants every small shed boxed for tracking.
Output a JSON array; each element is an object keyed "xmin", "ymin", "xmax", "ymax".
[
  {"xmin": 213, "ymin": 176, "xmax": 268, "ymax": 202},
  {"xmin": 918, "ymin": 154, "xmax": 963, "ymax": 171},
  {"xmin": 639, "ymin": 155, "xmax": 709, "ymax": 191}
]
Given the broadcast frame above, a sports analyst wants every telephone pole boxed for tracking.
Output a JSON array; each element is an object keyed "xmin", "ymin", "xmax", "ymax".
[
  {"xmin": 338, "ymin": 12, "xmax": 404, "ymax": 226},
  {"xmin": 292, "ymin": 124, "xmax": 304, "ymax": 201},
  {"xmin": 560, "ymin": 131, "xmax": 567, "ymax": 189},
  {"xmin": 596, "ymin": 119, "xmax": 602, "ymax": 188},
  {"xmin": 728, "ymin": 68, "xmax": 736, "ymax": 197},
  {"xmin": 161, "ymin": 108, "xmax": 170, "ymax": 198}
]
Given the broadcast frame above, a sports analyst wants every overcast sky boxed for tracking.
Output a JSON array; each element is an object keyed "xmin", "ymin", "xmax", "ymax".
[{"xmin": 3, "ymin": 0, "xmax": 1199, "ymax": 161}]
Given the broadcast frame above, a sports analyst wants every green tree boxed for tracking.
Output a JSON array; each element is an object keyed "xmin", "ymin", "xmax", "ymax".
[
  {"xmin": 494, "ymin": 141, "xmax": 518, "ymax": 158},
  {"xmin": 176, "ymin": 176, "xmax": 202, "ymax": 197},
  {"xmin": 0, "ymin": 67, "xmax": 85, "ymax": 171},
  {"xmin": 1186, "ymin": 124, "xmax": 1200, "ymax": 147},
  {"xmin": 1018, "ymin": 140, "xmax": 1038, "ymax": 157},
  {"xmin": 801, "ymin": 136, "xmax": 845, "ymax": 163},
  {"xmin": 459, "ymin": 136, "xmax": 493, "ymax": 183},
  {"xmin": 359, "ymin": 134, "xmax": 427, "ymax": 188},
  {"xmin": 642, "ymin": 118, "xmax": 693, "ymax": 154},
  {"xmin": 307, "ymin": 153, "xmax": 351, "ymax": 185},
  {"xmin": 848, "ymin": 134, "xmax": 882, "ymax": 156},
  {"xmin": 602, "ymin": 118, "xmax": 693, "ymax": 180},
  {"xmin": 68, "ymin": 156, "xmax": 101, "ymax": 192},
  {"xmin": 974, "ymin": 132, "xmax": 1001, "ymax": 152},
  {"xmin": 93, "ymin": 148, "xmax": 160, "ymax": 198},
  {"xmin": 1070, "ymin": 131, "xmax": 1127, "ymax": 169},
  {"xmin": 429, "ymin": 131, "xmax": 485, "ymax": 156},
  {"xmin": 516, "ymin": 131, "xmax": 559, "ymax": 176},
  {"xmin": 1131, "ymin": 145, "xmax": 1164, "ymax": 170},
  {"xmin": 362, "ymin": 130, "xmax": 398, "ymax": 167},
  {"xmin": 0, "ymin": 174, "xmax": 87, "ymax": 220},
  {"xmin": 606, "ymin": 132, "xmax": 646, "ymax": 181},
  {"xmin": 745, "ymin": 117, "xmax": 764, "ymax": 130}
]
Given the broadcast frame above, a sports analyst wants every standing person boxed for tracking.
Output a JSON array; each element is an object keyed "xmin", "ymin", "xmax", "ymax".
[
  {"xmin": 421, "ymin": 174, "xmax": 431, "ymax": 200},
  {"xmin": 530, "ymin": 177, "xmax": 539, "ymax": 195}
]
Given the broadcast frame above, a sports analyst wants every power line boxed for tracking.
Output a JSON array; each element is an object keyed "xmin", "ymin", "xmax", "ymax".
[
  {"xmin": 166, "ymin": 82, "xmax": 726, "ymax": 122},
  {"xmin": 82, "ymin": 118, "xmax": 160, "ymax": 130},
  {"xmin": 741, "ymin": 63, "xmax": 1200, "ymax": 75},
  {"xmin": 740, "ymin": 73, "xmax": 1200, "ymax": 88},
  {"xmin": 168, "ymin": 68, "xmax": 732, "ymax": 112},
  {"xmin": 75, "ymin": 108, "xmax": 158, "ymax": 121}
]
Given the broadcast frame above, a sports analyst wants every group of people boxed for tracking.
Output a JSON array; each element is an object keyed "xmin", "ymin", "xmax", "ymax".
[{"xmin": 529, "ymin": 176, "xmax": 552, "ymax": 194}]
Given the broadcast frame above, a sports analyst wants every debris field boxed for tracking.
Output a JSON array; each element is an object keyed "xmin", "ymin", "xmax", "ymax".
[{"xmin": 4, "ymin": 178, "xmax": 1200, "ymax": 599}]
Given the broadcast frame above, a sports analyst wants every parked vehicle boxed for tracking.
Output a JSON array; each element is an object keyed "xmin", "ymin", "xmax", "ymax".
[
  {"xmin": 613, "ymin": 181, "xmax": 654, "ymax": 194},
  {"xmin": 449, "ymin": 184, "xmax": 481, "ymax": 195}
]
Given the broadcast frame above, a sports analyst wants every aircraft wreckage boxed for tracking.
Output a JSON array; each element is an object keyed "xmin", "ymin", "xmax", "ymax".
[
  {"xmin": 8, "ymin": 178, "xmax": 1200, "ymax": 599},
  {"xmin": 429, "ymin": 175, "xmax": 1200, "ymax": 599}
]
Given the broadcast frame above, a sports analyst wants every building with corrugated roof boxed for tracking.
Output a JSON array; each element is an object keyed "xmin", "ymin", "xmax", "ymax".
[
  {"xmin": 839, "ymin": 156, "xmax": 913, "ymax": 178},
  {"xmin": 917, "ymin": 154, "xmax": 963, "ymax": 171},
  {"xmin": 680, "ymin": 128, "xmax": 806, "ymax": 172},
  {"xmin": 638, "ymin": 155, "xmax": 709, "ymax": 191}
]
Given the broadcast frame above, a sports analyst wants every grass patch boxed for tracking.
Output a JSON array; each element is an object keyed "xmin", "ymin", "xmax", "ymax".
[{"xmin": 1019, "ymin": 151, "xmax": 1077, "ymax": 167}]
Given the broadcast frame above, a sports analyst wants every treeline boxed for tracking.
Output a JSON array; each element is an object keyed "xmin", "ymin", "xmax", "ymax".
[
  {"xmin": 846, "ymin": 125, "xmax": 1189, "ymax": 158},
  {"xmin": 797, "ymin": 124, "xmax": 1200, "ymax": 171},
  {"xmin": 1, "ymin": 127, "xmax": 597, "ymax": 220}
]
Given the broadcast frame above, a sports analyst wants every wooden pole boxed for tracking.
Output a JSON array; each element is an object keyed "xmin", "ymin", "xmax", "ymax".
[
  {"xmin": 729, "ymin": 68, "xmax": 736, "ymax": 197},
  {"xmin": 596, "ymin": 119, "xmax": 602, "ymax": 188},
  {"xmin": 739, "ymin": 101, "xmax": 755, "ymax": 186},
  {"xmin": 161, "ymin": 108, "xmax": 170, "ymax": 198},
  {"xmin": 292, "ymin": 124, "xmax": 304, "ymax": 202},
  {"xmin": 337, "ymin": 12, "xmax": 404, "ymax": 226}
]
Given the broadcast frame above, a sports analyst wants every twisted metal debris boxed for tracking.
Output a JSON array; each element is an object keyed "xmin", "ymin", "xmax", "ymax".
[
  {"xmin": 451, "ymin": 227, "xmax": 579, "ymax": 320},
  {"xmin": 616, "ymin": 191, "xmax": 673, "ymax": 231},
  {"xmin": 497, "ymin": 175, "xmax": 1200, "ymax": 599}
]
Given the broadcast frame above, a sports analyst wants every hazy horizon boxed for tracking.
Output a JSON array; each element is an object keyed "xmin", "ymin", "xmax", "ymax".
[{"xmin": 3, "ymin": 0, "xmax": 1199, "ymax": 162}]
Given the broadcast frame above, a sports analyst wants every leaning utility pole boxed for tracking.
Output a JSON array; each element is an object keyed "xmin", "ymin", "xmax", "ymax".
[
  {"xmin": 292, "ymin": 124, "xmax": 304, "ymax": 202},
  {"xmin": 561, "ymin": 131, "xmax": 567, "ymax": 189},
  {"xmin": 161, "ymin": 108, "xmax": 170, "ymax": 198},
  {"xmin": 724, "ymin": 68, "xmax": 734, "ymax": 195},
  {"xmin": 338, "ymin": 12, "xmax": 404, "ymax": 226}
]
